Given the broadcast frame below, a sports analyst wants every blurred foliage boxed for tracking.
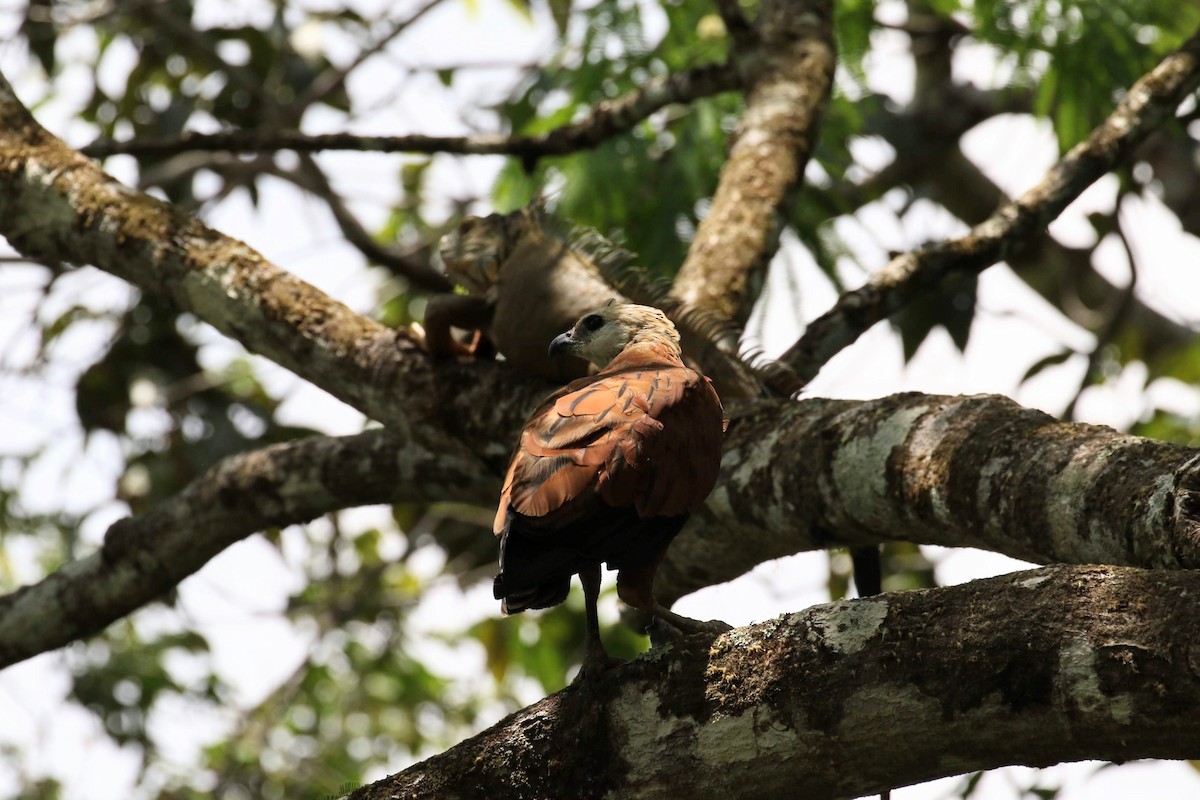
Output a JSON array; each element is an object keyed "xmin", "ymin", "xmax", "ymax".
[
  {"xmin": 2, "ymin": 0, "xmax": 1200, "ymax": 798},
  {"xmin": 967, "ymin": 0, "xmax": 1200, "ymax": 150},
  {"xmin": 75, "ymin": 294, "xmax": 318, "ymax": 515},
  {"xmin": 829, "ymin": 542, "xmax": 937, "ymax": 599}
]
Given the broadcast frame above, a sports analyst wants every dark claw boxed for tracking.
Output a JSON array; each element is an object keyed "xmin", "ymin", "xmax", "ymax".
[{"xmin": 571, "ymin": 654, "xmax": 625, "ymax": 684}]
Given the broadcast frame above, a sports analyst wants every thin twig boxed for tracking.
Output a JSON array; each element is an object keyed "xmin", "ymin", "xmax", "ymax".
[
  {"xmin": 294, "ymin": 0, "xmax": 447, "ymax": 112},
  {"xmin": 81, "ymin": 61, "xmax": 740, "ymax": 159},
  {"xmin": 273, "ymin": 154, "xmax": 451, "ymax": 292},
  {"xmin": 1062, "ymin": 193, "xmax": 1140, "ymax": 421}
]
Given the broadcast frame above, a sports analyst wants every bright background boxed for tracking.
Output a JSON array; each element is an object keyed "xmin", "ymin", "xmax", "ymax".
[{"xmin": 2, "ymin": 1, "xmax": 1199, "ymax": 798}]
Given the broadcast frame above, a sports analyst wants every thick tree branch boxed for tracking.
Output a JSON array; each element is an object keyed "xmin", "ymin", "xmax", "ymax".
[
  {"xmin": 80, "ymin": 62, "xmax": 740, "ymax": 160},
  {"xmin": 656, "ymin": 390, "xmax": 1200, "ymax": 603},
  {"xmin": 0, "ymin": 429, "xmax": 493, "ymax": 669},
  {"xmin": 671, "ymin": 0, "xmax": 834, "ymax": 324},
  {"xmin": 348, "ymin": 565, "xmax": 1200, "ymax": 800},
  {"xmin": 0, "ymin": 68, "xmax": 552, "ymax": 441},
  {"xmin": 7, "ymin": 65, "xmax": 1200, "ymax": 666},
  {"xmin": 7, "ymin": 379, "xmax": 1200, "ymax": 668},
  {"xmin": 780, "ymin": 27, "xmax": 1200, "ymax": 388}
]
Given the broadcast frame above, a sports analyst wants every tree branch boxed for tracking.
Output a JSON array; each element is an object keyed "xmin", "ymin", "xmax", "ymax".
[
  {"xmin": 670, "ymin": 0, "xmax": 835, "ymax": 324},
  {"xmin": 0, "ymin": 428, "xmax": 493, "ymax": 669},
  {"xmin": 656, "ymin": 390, "xmax": 1200, "ymax": 603},
  {"xmin": 0, "ymin": 67, "xmax": 553, "ymax": 440},
  {"xmin": 830, "ymin": 82, "xmax": 1196, "ymax": 372},
  {"xmin": 347, "ymin": 565, "xmax": 1200, "ymax": 799},
  {"xmin": 8, "ymin": 65, "xmax": 1200, "ymax": 668},
  {"xmin": 80, "ymin": 62, "xmax": 740, "ymax": 160},
  {"xmin": 7, "ymin": 382, "xmax": 1200, "ymax": 669},
  {"xmin": 779, "ymin": 26, "xmax": 1200, "ymax": 389}
]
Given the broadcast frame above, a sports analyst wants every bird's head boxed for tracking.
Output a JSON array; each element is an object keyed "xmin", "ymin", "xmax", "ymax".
[{"xmin": 548, "ymin": 303, "xmax": 682, "ymax": 368}]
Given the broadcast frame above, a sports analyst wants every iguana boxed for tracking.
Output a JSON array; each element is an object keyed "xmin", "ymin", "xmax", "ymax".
[
  {"xmin": 425, "ymin": 204, "xmax": 765, "ymax": 401},
  {"xmin": 426, "ymin": 204, "xmax": 621, "ymax": 383}
]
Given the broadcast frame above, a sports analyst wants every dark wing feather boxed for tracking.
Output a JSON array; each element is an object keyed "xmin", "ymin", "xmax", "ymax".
[
  {"xmin": 494, "ymin": 355, "xmax": 719, "ymax": 532},
  {"xmin": 492, "ymin": 344, "xmax": 725, "ymax": 612}
]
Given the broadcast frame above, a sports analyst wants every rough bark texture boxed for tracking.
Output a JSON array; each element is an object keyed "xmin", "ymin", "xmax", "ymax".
[
  {"xmin": 6, "ymin": 69, "xmax": 1200, "ymax": 670},
  {"xmin": 656, "ymin": 391, "xmax": 1200, "ymax": 603},
  {"xmin": 348, "ymin": 565, "xmax": 1200, "ymax": 800},
  {"xmin": 6, "ymin": 382, "xmax": 1200, "ymax": 668},
  {"xmin": 0, "ymin": 429, "xmax": 494, "ymax": 669},
  {"xmin": 780, "ymin": 27, "xmax": 1200, "ymax": 388},
  {"xmin": 0, "ymin": 68, "xmax": 550, "ymax": 454},
  {"xmin": 671, "ymin": 0, "xmax": 835, "ymax": 324}
]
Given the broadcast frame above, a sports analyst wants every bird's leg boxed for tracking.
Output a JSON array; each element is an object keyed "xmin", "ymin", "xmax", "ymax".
[
  {"xmin": 573, "ymin": 563, "xmax": 622, "ymax": 683},
  {"xmin": 423, "ymin": 294, "xmax": 494, "ymax": 357},
  {"xmin": 616, "ymin": 558, "xmax": 732, "ymax": 641}
]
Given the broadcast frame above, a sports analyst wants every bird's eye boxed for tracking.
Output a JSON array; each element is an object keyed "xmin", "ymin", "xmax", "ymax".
[{"xmin": 582, "ymin": 314, "xmax": 604, "ymax": 332}]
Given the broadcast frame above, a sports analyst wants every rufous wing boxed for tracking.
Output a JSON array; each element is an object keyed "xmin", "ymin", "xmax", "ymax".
[{"xmin": 493, "ymin": 356, "xmax": 724, "ymax": 538}]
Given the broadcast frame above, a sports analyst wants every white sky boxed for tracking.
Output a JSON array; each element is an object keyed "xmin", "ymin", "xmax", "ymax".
[{"xmin": 1, "ymin": 1, "xmax": 1200, "ymax": 798}]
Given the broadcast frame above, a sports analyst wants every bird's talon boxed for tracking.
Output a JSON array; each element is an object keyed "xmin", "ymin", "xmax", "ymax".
[
  {"xmin": 647, "ymin": 617, "xmax": 684, "ymax": 646},
  {"xmin": 571, "ymin": 655, "xmax": 625, "ymax": 684}
]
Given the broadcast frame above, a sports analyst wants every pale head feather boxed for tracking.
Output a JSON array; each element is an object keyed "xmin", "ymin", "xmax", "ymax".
[{"xmin": 554, "ymin": 303, "xmax": 682, "ymax": 367}]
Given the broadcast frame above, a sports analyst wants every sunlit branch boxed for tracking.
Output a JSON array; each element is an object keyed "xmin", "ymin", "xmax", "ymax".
[
  {"xmin": 0, "ymin": 67, "xmax": 555, "ymax": 438},
  {"xmin": 671, "ymin": 0, "xmax": 835, "ymax": 325}
]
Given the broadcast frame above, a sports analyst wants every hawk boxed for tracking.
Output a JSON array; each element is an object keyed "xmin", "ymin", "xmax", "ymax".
[{"xmin": 492, "ymin": 303, "xmax": 728, "ymax": 679}]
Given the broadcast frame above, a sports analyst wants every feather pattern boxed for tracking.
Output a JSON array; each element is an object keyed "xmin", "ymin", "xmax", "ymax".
[{"xmin": 493, "ymin": 337, "xmax": 725, "ymax": 614}]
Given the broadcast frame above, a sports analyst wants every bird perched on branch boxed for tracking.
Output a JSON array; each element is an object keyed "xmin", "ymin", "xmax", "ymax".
[{"xmin": 492, "ymin": 303, "xmax": 729, "ymax": 680}]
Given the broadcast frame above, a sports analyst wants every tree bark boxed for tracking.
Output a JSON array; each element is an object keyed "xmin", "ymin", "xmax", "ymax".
[
  {"xmin": 656, "ymin": 390, "xmax": 1200, "ymax": 603},
  {"xmin": 0, "ymin": 429, "xmax": 494, "ymax": 669},
  {"xmin": 671, "ymin": 0, "xmax": 835, "ymax": 325},
  {"xmin": 6, "ymin": 69, "xmax": 1200, "ymax": 667},
  {"xmin": 348, "ymin": 565, "xmax": 1200, "ymax": 800},
  {"xmin": 6, "ymin": 384, "xmax": 1200, "ymax": 667}
]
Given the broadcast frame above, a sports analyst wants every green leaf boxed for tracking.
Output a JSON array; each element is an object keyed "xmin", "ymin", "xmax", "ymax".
[
  {"xmin": 548, "ymin": 0, "xmax": 573, "ymax": 34},
  {"xmin": 1020, "ymin": 349, "xmax": 1074, "ymax": 385}
]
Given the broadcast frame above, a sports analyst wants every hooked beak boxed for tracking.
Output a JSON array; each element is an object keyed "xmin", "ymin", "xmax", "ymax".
[{"xmin": 548, "ymin": 331, "xmax": 576, "ymax": 358}]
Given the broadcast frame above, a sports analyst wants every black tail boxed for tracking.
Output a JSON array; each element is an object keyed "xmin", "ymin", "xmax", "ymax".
[
  {"xmin": 851, "ymin": 545, "xmax": 883, "ymax": 597},
  {"xmin": 493, "ymin": 512, "xmax": 687, "ymax": 613},
  {"xmin": 493, "ymin": 572, "xmax": 571, "ymax": 614},
  {"xmin": 493, "ymin": 525, "xmax": 585, "ymax": 613}
]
